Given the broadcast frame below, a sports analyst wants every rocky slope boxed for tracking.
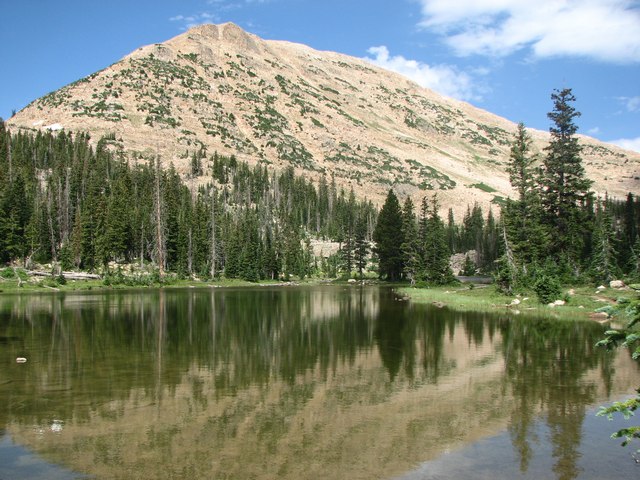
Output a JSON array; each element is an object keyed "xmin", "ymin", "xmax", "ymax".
[{"xmin": 8, "ymin": 22, "xmax": 640, "ymax": 214}]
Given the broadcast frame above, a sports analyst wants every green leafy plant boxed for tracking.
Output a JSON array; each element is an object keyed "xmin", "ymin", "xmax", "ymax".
[{"xmin": 596, "ymin": 285, "xmax": 640, "ymax": 454}]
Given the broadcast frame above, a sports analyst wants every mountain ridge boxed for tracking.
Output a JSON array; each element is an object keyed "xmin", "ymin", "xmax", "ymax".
[{"xmin": 7, "ymin": 22, "xmax": 639, "ymax": 214}]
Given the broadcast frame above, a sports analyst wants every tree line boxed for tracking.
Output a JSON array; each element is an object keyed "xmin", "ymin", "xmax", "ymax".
[
  {"xmin": 1, "ymin": 89, "xmax": 638, "ymax": 285},
  {"xmin": 0, "ymin": 121, "xmax": 378, "ymax": 281},
  {"xmin": 500, "ymin": 89, "xmax": 639, "ymax": 291},
  {"xmin": 371, "ymin": 89, "xmax": 640, "ymax": 288}
]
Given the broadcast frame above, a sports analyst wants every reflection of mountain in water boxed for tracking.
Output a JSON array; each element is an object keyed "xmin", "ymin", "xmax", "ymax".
[{"xmin": 0, "ymin": 287, "xmax": 636, "ymax": 479}]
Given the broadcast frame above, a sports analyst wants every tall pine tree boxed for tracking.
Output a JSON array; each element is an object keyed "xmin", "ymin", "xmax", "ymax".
[
  {"xmin": 373, "ymin": 189, "xmax": 404, "ymax": 281},
  {"xmin": 540, "ymin": 88, "xmax": 592, "ymax": 268}
]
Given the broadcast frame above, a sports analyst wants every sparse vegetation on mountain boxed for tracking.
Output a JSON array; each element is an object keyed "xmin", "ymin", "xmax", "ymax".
[{"xmin": 7, "ymin": 23, "xmax": 638, "ymax": 215}]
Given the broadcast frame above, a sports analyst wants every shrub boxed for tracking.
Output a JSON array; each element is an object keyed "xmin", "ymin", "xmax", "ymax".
[
  {"xmin": 533, "ymin": 275, "xmax": 562, "ymax": 304},
  {"xmin": 0, "ymin": 267, "xmax": 15, "ymax": 279}
]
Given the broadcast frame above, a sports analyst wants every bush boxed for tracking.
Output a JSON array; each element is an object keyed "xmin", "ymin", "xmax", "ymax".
[
  {"xmin": 0, "ymin": 267, "xmax": 15, "ymax": 279},
  {"xmin": 0, "ymin": 267, "xmax": 28, "ymax": 280},
  {"xmin": 533, "ymin": 275, "xmax": 562, "ymax": 304}
]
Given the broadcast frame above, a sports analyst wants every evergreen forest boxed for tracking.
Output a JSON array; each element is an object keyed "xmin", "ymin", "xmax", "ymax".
[
  {"xmin": 0, "ymin": 88, "xmax": 639, "ymax": 287},
  {"xmin": 0, "ymin": 120, "xmax": 378, "ymax": 282}
]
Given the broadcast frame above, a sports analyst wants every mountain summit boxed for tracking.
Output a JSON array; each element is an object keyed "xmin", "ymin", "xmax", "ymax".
[{"xmin": 8, "ymin": 23, "xmax": 639, "ymax": 211}]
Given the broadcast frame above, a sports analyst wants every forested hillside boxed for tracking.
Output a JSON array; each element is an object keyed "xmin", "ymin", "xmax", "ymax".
[
  {"xmin": 1, "ymin": 113, "xmax": 638, "ymax": 285},
  {"xmin": 0, "ymin": 120, "xmax": 378, "ymax": 281}
]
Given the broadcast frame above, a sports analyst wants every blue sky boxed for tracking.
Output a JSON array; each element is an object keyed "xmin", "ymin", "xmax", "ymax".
[{"xmin": 1, "ymin": 0, "xmax": 639, "ymax": 151}]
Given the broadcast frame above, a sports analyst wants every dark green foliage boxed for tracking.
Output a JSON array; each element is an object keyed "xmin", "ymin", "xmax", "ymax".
[
  {"xmin": 596, "ymin": 285, "xmax": 640, "ymax": 450},
  {"xmin": 401, "ymin": 197, "xmax": 420, "ymax": 283},
  {"xmin": 590, "ymin": 198, "xmax": 620, "ymax": 283},
  {"xmin": 419, "ymin": 195, "xmax": 454, "ymax": 285},
  {"xmin": 460, "ymin": 203, "xmax": 484, "ymax": 253},
  {"xmin": 373, "ymin": 190, "xmax": 404, "ymax": 281},
  {"xmin": 500, "ymin": 90, "xmax": 640, "ymax": 288},
  {"xmin": 460, "ymin": 254, "xmax": 476, "ymax": 276},
  {"xmin": 354, "ymin": 215, "xmax": 369, "ymax": 279},
  {"xmin": 503, "ymin": 123, "xmax": 548, "ymax": 269},
  {"xmin": 494, "ymin": 255, "xmax": 516, "ymax": 295},
  {"xmin": 0, "ymin": 126, "xmax": 375, "ymax": 281},
  {"xmin": 540, "ymin": 89, "xmax": 593, "ymax": 265},
  {"xmin": 533, "ymin": 275, "xmax": 562, "ymax": 304}
]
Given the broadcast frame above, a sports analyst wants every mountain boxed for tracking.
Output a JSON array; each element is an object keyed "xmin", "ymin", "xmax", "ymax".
[{"xmin": 7, "ymin": 22, "xmax": 640, "ymax": 214}]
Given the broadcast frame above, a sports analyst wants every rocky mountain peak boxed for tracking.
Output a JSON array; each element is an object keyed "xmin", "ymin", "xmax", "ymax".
[{"xmin": 7, "ymin": 23, "xmax": 640, "ymax": 213}]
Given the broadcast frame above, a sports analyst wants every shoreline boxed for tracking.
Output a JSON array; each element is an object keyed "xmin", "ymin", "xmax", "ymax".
[
  {"xmin": 0, "ymin": 275, "xmax": 383, "ymax": 295},
  {"xmin": 0, "ymin": 274, "xmax": 630, "ymax": 325},
  {"xmin": 396, "ymin": 284, "xmax": 625, "ymax": 322}
]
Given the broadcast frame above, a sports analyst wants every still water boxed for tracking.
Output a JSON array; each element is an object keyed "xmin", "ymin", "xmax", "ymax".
[{"xmin": 0, "ymin": 286, "xmax": 638, "ymax": 479}]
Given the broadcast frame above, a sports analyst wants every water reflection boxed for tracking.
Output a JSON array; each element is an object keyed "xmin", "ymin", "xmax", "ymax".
[{"xmin": 0, "ymin": 286, "xmax": 637, "ymax": 479}]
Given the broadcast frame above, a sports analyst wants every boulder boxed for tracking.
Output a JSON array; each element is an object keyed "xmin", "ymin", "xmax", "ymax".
[{"xmin": 609, "ymin": 280, "xmax": 625, "ymax": 289}]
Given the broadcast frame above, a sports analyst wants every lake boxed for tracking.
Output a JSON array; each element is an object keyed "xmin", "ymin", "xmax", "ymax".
[{"xmin": 0, "ymin": 286, "xmax": 638, "ymax": 479}]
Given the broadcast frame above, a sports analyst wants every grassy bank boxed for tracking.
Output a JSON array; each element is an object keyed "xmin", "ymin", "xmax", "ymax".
[
  {"xmin": 0, "ymin": 275, "xmax": 332, "ymax": 294},
  {"xmin": 397, "ymin": 284, "xmax": 625, "ymax": 321}
]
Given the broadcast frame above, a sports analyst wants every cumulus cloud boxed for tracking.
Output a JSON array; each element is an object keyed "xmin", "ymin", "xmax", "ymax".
[
  {"xmin": 364, "ymin": 46, "xmax": 481, "ymax": 101},
  {"xmin": 170, "ymin": 12, "xmax": 219, "ymax": 29},
  {"xmin": 610, "ymin": 136, "xmax": 640, "ymax": 152},
  {"xmin": 418, "ymin": 0, "xmax": 640, "ymax": 63}
]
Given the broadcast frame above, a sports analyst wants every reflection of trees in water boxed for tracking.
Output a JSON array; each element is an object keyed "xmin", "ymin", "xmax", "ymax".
[
  {"xmin": 0, "ymin": 288, "xmax": 378, "ymax": 426},
  {"xmin": 500, "ymin": 317, "xmax": 612, "ymax": 479},
  {"xmin": 375, "ymin": 302, "xmax": 618, "ymax": 480},
  {"xmin": 0, "ymin": 289, "xmax": 622, "ymax": 479},
  {"xmin": 375, "ymin": 300, "xmax": 457, "ymax": 383}
]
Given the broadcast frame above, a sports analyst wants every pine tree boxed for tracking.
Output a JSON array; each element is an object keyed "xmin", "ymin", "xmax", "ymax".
[
  {"xmin": 354, "ymin": 215, "xmax": 369, "ymax": 280},
  {"xmin": 540, "ymin": 88, "xmax": 593, "ymax": 266},
  {"xmin": 591, "ymin": 198, "xmax": 619, "ymax": 283},
  {"xmin": 629, "ymin": 237, "xmax": 640, "ymax": 279},
  {"xmin": 401, "ymin": 197, "xmax": 420, "ymax": 284},
  {"xmin": 620, "ymin": 193, "xmax": 638, "ymax": 268},
  {"xmin": 373, "ymin": 189, "xmax": 404, "ymax": 281},
  {"xmin": 479, "ymin": 209, "xmax": 500, "ymax": 272},
  {"xmin": 503, "ymin": 123, "xmax": 547, "ymax": 270},
  {"xmin": 446, "ymin": 208, "xmax": 458, "ymax": 253},
  {"xmin": 106, "ymin": 172, "xmax": 133, "ymax": 262},
  {"xmin": 421, "ymin": 195, "xmax": 453, "ymax": 285}
]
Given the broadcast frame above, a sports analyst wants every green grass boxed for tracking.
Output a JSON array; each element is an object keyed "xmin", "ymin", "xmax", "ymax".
[
  {"xmin": 397, "ymin": 284, "xmax": 621, "ymax": 321},
  {"xmin": 0, "ymin": 275, "xmax": 334, "ymax": 295}
]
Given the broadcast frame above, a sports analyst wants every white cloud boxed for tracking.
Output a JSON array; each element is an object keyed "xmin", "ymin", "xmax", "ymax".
[
  {"xmin": 587, "ymin": 126, "xmax": 600, "ymax": 135},
  {"xmin": 364, "ymin": 46, "xmax": 481, "ymax": 101},
  {"xmin": 418, "ymin": 0, "xmax": 640, "ymax": 63},
  {"xmin": 618, "ymin": 96, "xmax": 640, "ymax": 112},
  {"xmin": 170, "ymin": 12, "xmax": 219, "ymax": 29},
  {"xmin": 610, "ymin": 136, "xmax": 640, "ymax": 152}
]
